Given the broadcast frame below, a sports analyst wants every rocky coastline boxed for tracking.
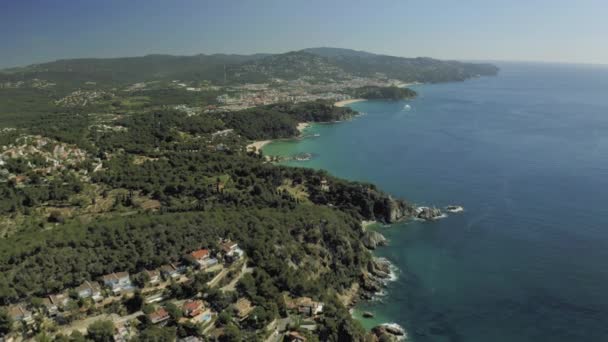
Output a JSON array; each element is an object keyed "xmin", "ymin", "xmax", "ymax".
[{"xmin": 371, "ymin": 324, "xmax": 409, "ymax": 341}]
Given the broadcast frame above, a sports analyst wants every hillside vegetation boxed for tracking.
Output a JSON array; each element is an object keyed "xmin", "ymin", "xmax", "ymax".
[{"xmin": 2, "ymin": 47, "xmax": 498, "ymax": 87}]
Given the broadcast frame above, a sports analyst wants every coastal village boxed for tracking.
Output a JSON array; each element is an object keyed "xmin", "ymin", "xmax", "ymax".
[
  {"xmin": 211, "ymin": 76, "xmax": 410, "ymax": 111},
  {"xmin": 0, "ymin": 239, "xmax": 334, "ymax": 342}
]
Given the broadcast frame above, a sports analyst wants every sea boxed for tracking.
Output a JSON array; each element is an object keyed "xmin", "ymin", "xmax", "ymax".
[{"xmin": 263, "ymin": 62, "xmax": 608, "ymax": 342}]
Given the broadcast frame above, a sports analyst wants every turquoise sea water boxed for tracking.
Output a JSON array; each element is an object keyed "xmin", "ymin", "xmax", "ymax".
[{"xmin": 263, "ymin": 63, "xmax": 608, "ymax": 342}]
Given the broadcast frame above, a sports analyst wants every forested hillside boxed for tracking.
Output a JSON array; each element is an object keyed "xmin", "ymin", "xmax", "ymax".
[
  {"xmin": 0, "ymin": 46, "xmax": 489, "ymax": 341},
  {"xmin": 1, "ymin": 47, "xmax": 498, "ymax": 87}
]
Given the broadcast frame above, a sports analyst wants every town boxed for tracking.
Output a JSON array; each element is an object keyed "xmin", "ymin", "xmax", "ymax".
[{"xmin": 1, "ymin": 239, "xmax": 324, "ymax": 342}]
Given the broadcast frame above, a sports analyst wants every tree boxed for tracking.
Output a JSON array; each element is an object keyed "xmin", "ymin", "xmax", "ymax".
[
  {"xmin": 132, "ymin": 272, "xmax": 150, "ymax": 288},
  {"xmin": 220, "ymin": 323, "xmax": 242, "ymax": 342},
  {"xmin": 35, "ymin": 331, "xmax": 53, "ymax": 342},
  {"xmin": 177, "ymin": 321, "xmax": 203, "ymax": 338},
  {"xmin": 217, "ymin": 310, "xmax": 232, "ymax": 326},
  {"xmin": 86, "ymin": 320, "xmax": 115, "ymax": 342},
  {"xmin": 0, "ymin": 307, "xmax": 12, "ymax": 335},
  {"xmin": 48, "ymin": 210, "xmax": 65, "ymax": 223},
  {"xmin": 165, "ymin": 302, "xmax": 182, "ymax": 322},
  {"xmin": 70, "ymin": 330, "xmax": 87, "ymax": 342},
  {"xmin": 124, "ymin": 290, "xmax": 144, "ymax": 313},
  {"xmin": 142, "ymin": 304, "xmax": 155, "ymax": 315},
  {"xmin": 137, "ymin": 326, "xmax": 176, "ymax": 342}
]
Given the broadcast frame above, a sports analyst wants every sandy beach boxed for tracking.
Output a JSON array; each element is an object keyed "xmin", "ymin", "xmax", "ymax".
[
  {"xmin": 297, "ymin": 122, "xmax": 311, "ymax": 132},
  {"xmin": 246, "ymin": 140, "xmax": 272, "ymax": 153},
  {"xmin": 334, "ymin": 98, "xmax": 366, "ymax": 107},
  {"xmin": 361, "ymin": 220, "xmax": 378, "ymax": 230},
  {"xmin": 248, "ymin": 123, "xmax": 310, "ymax": 153}
]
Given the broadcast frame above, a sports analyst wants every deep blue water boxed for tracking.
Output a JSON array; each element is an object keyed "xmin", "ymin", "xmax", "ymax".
[{"xmin": 264, "ymin": 62, "xmax": 608, "ymax": 342}]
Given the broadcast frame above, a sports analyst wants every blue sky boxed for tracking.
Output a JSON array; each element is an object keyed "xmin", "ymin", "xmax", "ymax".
[{"xmin": 1, "ymin": 0, "xmax": 606, "ymax": 68}]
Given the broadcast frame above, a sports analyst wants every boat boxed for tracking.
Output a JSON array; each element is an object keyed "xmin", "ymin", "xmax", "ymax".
[{"xmin": 403, "ymin": 104, "xmax": 411, "ymax": 111}]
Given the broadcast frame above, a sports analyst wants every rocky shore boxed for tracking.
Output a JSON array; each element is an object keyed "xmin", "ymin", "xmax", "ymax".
[
  {"xmin": 359, "ymin": 257, "xmax": 394, "ymax": 300},
  {"xmin": 371, "ymin": 323, "xmax": 409, "ymax": 341},
  {"xmin": 362, "ymin": 230, "xmax": 388, "ymax": 249},
  {"xmin": 415, "ymin": 206, "xmax": 445, "ymax": 221}
]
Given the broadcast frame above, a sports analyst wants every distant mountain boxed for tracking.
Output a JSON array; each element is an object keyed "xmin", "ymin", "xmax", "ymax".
[
  {"xmin": 303, "ymin": 47, "xmax": 499, "ymax": 83},
  {"xmin": 1, "ymin": 53, "xmax": 269, "ymax": 86},
  {"xmin": 301, "ymin": 47, "xmax": 379, "ymax": 59},
  {"xmin": 0, "ymin": 48, "xmax": 498, "ymax": 87},
  {"xmin": 227, "ymin": 51, "xmax": 349, "ymax": 83}
]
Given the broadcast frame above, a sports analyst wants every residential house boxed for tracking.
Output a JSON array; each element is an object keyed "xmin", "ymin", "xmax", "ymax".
[
  {"xmin": 144, "ymin": 269, "xmax": 161, "ymax": 285},
  {"xmin": 320, "ymin": 179, "xmax": 330, "ymax": 192},
  {"xmin": 42, "ymin": 293, "xmax": 71, "ymax": 316},
  {"xmin": 234, "ymin": 298, "xmax": 254, "ymax": 321},
  {"xmin": 42, "ymin": 298, "xmax": 57, "ymax": 316},
  {"xmin": 75, "ymin": 281, "xmax": 103, "ymax": 301},
  {"xmin": 144, "ymin": 293, "xmax": 165, "ymax": 304},
  {"xmin": 220, "ymin": 240, "xmax": 244, "ymax": 261},
  {"xmin": 101, "ymin": 272, "xmax": 133, "ymax": 295},
  {"xmin": 285, "ymin": 331, "xmax": 307, "ymax": 342},
  {"xmin": 295, "ymin": 297, "xmax": 323, "ymax": 317},
  {"xmin": 182, "ymin": 300, "xmax": 204, "ymax": 318},
  {"xmin": 184, "ymin": 249, "xmax": 218, "ymax": 269},
  {"xmin": 113, "ymin": 322, "xmax": 129, "ymax": 342},
  {"xmin": 160, "ymin": 263, "xmax": 184, "ymax": 279},
  {"xmin": 50, "ymin": 293, "xmax": 70, "ymax": 307},
  {"xmin": 148, "ymin": 308, "xmax": 170, "ymax": 325},
  {"xmin": 8, "ymin": 305, "xmax": 33, "ymax": 324}
]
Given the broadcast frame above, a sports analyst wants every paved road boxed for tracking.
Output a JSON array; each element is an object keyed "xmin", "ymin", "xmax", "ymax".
[{"xmin": 221, "ymin": 262, "xmax": 253, "ymax": 292}]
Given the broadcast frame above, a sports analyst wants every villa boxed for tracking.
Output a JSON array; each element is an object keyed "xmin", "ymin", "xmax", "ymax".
[
  {"xmin": 42, "ymin": 293, "xmax": 69, "ymax": 316},
  {"xmin": 234, "ymin": 298, "xmax": 254, "ymax": 321},
  {"xmin": 8, "ymin": 304, "xmax": 33, "ymax": 324},
  {"xmin": 144, "ymin": 269, "xmax": 161, "ymax": 285},
  {"xmin": 182, "ymin": 300, "xmax": 204, "ymax": 318},
  {"xmin": 75, "ymin": 281, "xmax": 103, "ymax": 301},
  {"xmin": 185, "ymin": 248, "xmax": 218, "ymax": 269},
  {"xmin": 102, "ymin": 272, "xmax": 133, "ymax": 295},
  {"xmin": 148, "ymin": 307, "xmax": 170, "ymax": 325},
  {"xmin": 295, "ymin": 297, "xmax": 323, "ymax": 317},
  {"xmin": 220, "ymin": 240, "xmax": 244, "ymax": 260},
  {"xmin": 160, "ymin": 263, "xmax": 185, "ymax": 279}
]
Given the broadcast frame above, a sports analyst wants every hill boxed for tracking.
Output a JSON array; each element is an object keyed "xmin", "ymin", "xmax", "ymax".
[
  {"xmin": 1, "ymin": 47, "xmax": 498, "ymax": 88},
  {"xmin": 304, "ymin": 47, "xmax": 499, "ymax": 82}
]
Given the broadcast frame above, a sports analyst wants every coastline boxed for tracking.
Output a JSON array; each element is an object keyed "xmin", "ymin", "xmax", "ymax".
[
  {"xmin": 334, "ymin": 98, "xmax": 366, "ymax": 107},
  {"xmin": 362, "ymin": 220, "xmax": 378, "ymax": 230},
  {"xmin": 246, "ymin": 140, "xmax": 272, "ymax": 153},
  {"xmin": 297, "ymin": 122, "xmax": 310, "ymax": 132},
  {"xmin": 246, "ymin": 122, "xmax": 312, "ymax": 153},
  {"xmin": 257, "ymin": 101, "xmax": 406, "ymax": 335},
  {"xmin": 247, "ymin": 99, "xmax": 365, "ymax": 154}
]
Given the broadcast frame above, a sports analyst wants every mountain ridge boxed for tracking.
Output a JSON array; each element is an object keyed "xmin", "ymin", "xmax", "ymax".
[{"xmin": 1, "ymin": 47, "xmax": 498, "ymax": 86}]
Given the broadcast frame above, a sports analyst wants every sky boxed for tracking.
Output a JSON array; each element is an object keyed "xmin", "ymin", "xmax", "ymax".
[{"xmin": 1, "ymin": 0, "xmax": 607, "ymax": 68}]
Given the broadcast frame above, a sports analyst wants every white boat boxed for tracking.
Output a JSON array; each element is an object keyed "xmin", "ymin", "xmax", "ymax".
[{"xmin": 403, "ymin": 104, "xmax": 411, "ymax": 111}]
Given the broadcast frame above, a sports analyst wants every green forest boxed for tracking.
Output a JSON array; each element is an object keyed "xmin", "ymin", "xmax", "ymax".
[
  {"xmin": 0, "ymin": 45, "xmax": 489, "ymax": 340},
  {"xmin": 351, "ymin": 86, "xmax": 418, "ymax": 100},
  {"xmin": 0, "ymin": 85, "xmax": 413, "ymax": 340}
]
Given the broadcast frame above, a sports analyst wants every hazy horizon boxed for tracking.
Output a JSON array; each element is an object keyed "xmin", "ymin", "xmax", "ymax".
[{"xmin": 2, "ymin": 0, "xmax": 607, "ymax": 68}]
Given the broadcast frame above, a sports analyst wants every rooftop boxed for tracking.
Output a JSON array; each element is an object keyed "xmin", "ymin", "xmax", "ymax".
[{"xmin": 189, "ymin": 249, "xmax": 210, "ymax": 260}]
